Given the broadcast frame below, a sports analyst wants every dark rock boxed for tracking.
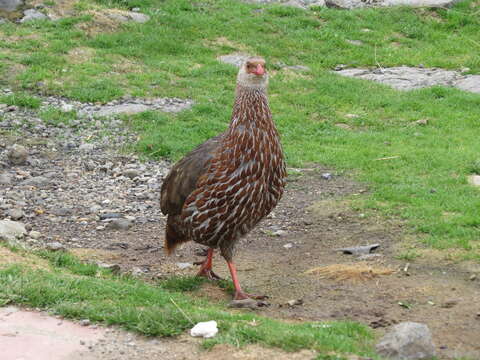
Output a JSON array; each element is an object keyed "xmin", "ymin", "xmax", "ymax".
[{"xmin": 99, "ymin": 213, "xmax": 122, "ymax": 220}]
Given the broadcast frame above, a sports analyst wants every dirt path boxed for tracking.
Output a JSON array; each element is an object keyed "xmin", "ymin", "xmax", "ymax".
[
  {"xmin": 1, "ymin": 126, "xmax": 479, "ymax": 358},
  {"xmin": 67, "ymin": 167, "xmax": 480, "ymax": 360}
]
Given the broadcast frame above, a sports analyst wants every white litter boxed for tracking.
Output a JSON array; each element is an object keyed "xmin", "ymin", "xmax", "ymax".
[{"xmin": 190, "ymin": 321, "xmax": 218, "ymax": 338}]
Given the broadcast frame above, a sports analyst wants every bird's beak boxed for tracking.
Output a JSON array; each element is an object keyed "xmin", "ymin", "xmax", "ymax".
[{"xmin": 253, "ymin": 64, "xmax": 265, "ymax": 76}]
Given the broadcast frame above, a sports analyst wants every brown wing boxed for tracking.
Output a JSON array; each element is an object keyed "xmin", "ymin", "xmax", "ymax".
[{"xmin": 160, "ymin": 134, "xmax": 224, "ymax": 216}]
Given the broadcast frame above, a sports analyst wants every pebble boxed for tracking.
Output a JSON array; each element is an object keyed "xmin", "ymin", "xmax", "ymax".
[
  {"xmin": 123, "ymin": 169, "xmax": 140, "ymax": 179},
  {"xmin": 8, "ymin": 144, "xmax": 28, "ymax": 165},
  {"xmin": 321, "ymin": 172, "xmax": 332, "ymax": 180},
  {"xmin": 0, "ymin": 173, "xmax": 13, "ymax": 185},
  {"xmin": 29, "ymin": 230, "xmax": 42, "ymax": 239},
  {"xmin": 7, "ymin": 208, "xmax": 24, "ymax": 220},
  {"xmin": 190, "ymin": 321, "xmax": 218, "ymax": 338},
  {"xmin": 79, "ymin": 319, "xmax": 91, "ymax": 326},
  {"xmin": 441, "ymin": 299, "xmax": 459, "ymax": 308},
  {"xmin": 176, "ymin": 262, "xmax": 193, "ymax": 270},
  {"xmin": 107, "ymin": 218, "xmax": 133, "ymax": 230},
  {"xmin": 45, "ymin": 242, "xmax": 66, "ymax": 251},
  {"xmin": 283, "ymin": 243, "xmax": 293, "ymax": 249}
]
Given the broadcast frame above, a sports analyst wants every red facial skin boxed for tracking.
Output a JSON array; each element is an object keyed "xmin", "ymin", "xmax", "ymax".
[{"xmin": 247, "ymin": 62, "xmax": 266, "ymax": 76}]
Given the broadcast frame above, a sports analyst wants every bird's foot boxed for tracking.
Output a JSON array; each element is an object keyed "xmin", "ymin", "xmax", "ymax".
[
  {"xmin": 196, "ymin": 268, "xmax": 223, "ymax": 281},
  {"xmin": 233, "ymin": 291, "xmax": 269, "ymax": 301}
]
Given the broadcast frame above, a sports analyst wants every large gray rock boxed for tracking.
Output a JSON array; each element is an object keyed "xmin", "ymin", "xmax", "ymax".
[
  {"xmin": 454, "ymin": 75, "xmax": 480, "ymax": 94},
  {"xmin": 326, "ymin": 0, "xmax": 458, "ymax": 7},
  {"xmin": 105, "ymin": 10, "xmax": 150, "ymax": 23},
  {"xmin": 335, "ymin": 67, "xmax": 480, "ymax": 95},
  {"xmin": 8, "ymin": 144, "xmax": 28, "ymax": 165},
  {"xmin": 376, "ymin": 322, "xmax": 436, "ymax": 360},
  {"xmin": 0, "ymin": 219, "xmax": 27, "ymax": 243},
  {"xmin": 335, "ymin": 67, "xmax": 460, "ymax": 91},
  {"xmin": 245, "ymin": 0, "xmax": 325, "ymax": 7},
  {"xmin": 19, "ymin": 9, "xmax": 49, "ymax": 23},
  {"xmin": 218, "ymin": 54, "xmax": 251, "ymax": 68},
  {"xmin": 0, "ymin": 0, "xmax": 23, "ymax": 12}
]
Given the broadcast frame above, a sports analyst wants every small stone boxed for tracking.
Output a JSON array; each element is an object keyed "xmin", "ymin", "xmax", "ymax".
[
  {"xmin": 128, "ymin": 12, "xmax": 150, "ymax": 23},
  {"xmin": 469, "ymin": 274, "xmax": 477, "ymax": 281},
  {"xmin": 190, "ymin": 321, "xmax": 218, "ymax": 338},
  {"xmin": 8, "ymin": 144, "xmax": 28, "ymax": 165},
  {"xmin": 89, "ymin": 205, "xmax": 102, "ymax": 214},
  {"xmin": 80, "ymin": 340, "xmax": 86, "ymax": 345},
  {"xmin": 132, "ymin": 7, "xmax": 140, "ymax": 11},
  {"xmin": 20, "ymin": 176, "xmax": 50, "ymax": 187},
  {"xmin": 415, "ymin": 119, "xmax": 428, "ymax": 126},
  {"xmin": 97, "ymin": 262, "xmax": 121, "ymax": 274},
  {"xmin": 0, "ymin": 173, "xmax": 13, "ymax": 185},
  {"xmin": 272, "ymin": 230, "xmax": 287, "ymax": 236},
  {"xmin": 376, "ymin": 322, "xmax": 436, "ymax": 360},
  {"xmin": 107, "ymin": 218, "xmax": 133, "ymax": 230},
  {"xmin": 99, "ymin": 213, "xmax": 122, "ymax": 220},
  {"xmin": 52, "ymin": 207, "xmax": 73, "ymax": 216},
  {"xmin": 287, "ymin": 299, "xmax": 303, "ymax": 307},
  {"xmin": 0, "ymin": 219, "xmax": 27, "ymax": 243},
  {"xmin": 228, "ymin": 299, "xmax": 262, "ymax": 310},
  {"xmin": 283, "ymin": 243, "xmax": 293, "ymax": 249},
  {"xmin": 29, "ymin": 230, "xmax": 42, "ymax": 240},
  {"xmin": 123, "ymin": 169, "xmax": 140, "ymax": 179},
  {"xmin": 7, "ymin": 208, "xmax": 24, "ymax": 220},
  {"xmin": 176, "ymin": 262, "xmax": 193, "ymax": 270},
  {"xmin": 337, "ymin": 243, "xmax": 380, "ymax": 255},
  {"xmin": 131, "ymin": 267, "xmax": 145, "ymax": 277},
  {"xmin": 79, "ymin": 319, "xmax": 91, "ymax": 326},
  {"xmin": 79, "ymin": 143, "xmax": 95, "ymax": 152},
  {"xmin": 45, "ymin": 242, "xmax": 65, "ymax": 251},
  {"xmin": 441, "ymin": 299, "xmax": 459, "ymax": 308},
  {"xmin": 60, "ymin": 103, "xmax": 74, "ymax": 112},
  {"xmin": 346, "ymin": 39, "xmax": 363, "ymax": 46},
  {"xmin": 468, "ymin": 175, "xmax": 480, "ymax": 187},
  {"xmin": 321, "ymin": 172, "xmax": 332, "ymax": 180},
  {"xmin": 84, "ymin": 160, "xmax": 96, "ymax": 171}
]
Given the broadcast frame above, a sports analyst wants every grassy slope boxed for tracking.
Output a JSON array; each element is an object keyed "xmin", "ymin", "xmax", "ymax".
[
  {"xmin": 0, "ymin": 2, "xmax": 479, "ymax": 252},
  {"xmin": 0, "ymin": 249, "xmax": 376, "ymax": 359}
]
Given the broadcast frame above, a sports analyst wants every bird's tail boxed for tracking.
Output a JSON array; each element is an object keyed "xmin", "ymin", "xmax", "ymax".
[{"xmin": 164, "ymin": 216, "xmax": 189, "ymax": 255}]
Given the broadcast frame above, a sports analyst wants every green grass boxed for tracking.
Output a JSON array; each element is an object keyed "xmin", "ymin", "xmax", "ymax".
[
  {"xmin": 0, "ymin": 250, "xmax": 377, "ymax": 358},
  {"xmin": 0, "ymin": 92, "xmax": 41, "ymax": 108},
  {"xmin": 39, "ymin": 106, "xmax": 77, "ymax": 125},
  {"xmin": 1, "ymin": 0, "xmax": 480, "ymax": 256}
]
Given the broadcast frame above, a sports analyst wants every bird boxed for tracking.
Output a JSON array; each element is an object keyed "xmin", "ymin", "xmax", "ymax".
[{"xmin": 160, "ymin": 56, "xmax": 286, "ymax": 300}]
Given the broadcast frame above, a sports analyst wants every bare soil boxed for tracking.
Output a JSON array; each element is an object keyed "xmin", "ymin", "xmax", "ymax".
[{"xmin": 61, "ymin": 166, "xmax": 480, "ymax": 359}]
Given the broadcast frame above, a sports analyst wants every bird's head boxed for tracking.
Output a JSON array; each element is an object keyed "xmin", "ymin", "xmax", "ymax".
[{"xmin": 237, "ymin": 57, "xmax": 268, "ymax": 90}]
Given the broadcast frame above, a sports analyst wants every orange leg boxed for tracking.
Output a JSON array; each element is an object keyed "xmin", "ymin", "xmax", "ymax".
[
  {"xmin": 227, "ymin": 261, "xmax": 268, "ymax": 300},
  {"xmin": 196, "ymin": 248, "xmax": 222, "ymax": 280}
]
